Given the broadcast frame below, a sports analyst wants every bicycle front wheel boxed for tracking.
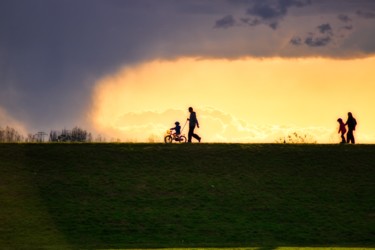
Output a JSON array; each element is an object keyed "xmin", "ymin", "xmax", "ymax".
[{"xmin": 164, "ymin": 135, "xmax": 173, "ymax": 143}]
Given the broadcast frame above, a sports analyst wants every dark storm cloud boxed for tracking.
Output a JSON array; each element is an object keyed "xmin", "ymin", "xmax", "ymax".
[
  {"xmin": 0, "ymin": 0, "xmax": 214, "ymax": 131},
  {"xmin": 337, "ymin": 14, "xmax": 354, "ymax": 32},
  {"xmin": 215, "ymin": 15, "xmax": 237, "ymax": 28},
  {"xmin": 290, "ymin": 34, "xmax": 332, "ymax": 48},
  {"xmin": 290, "ymin": 23, "xmax": 335, "ymax": 48},
  {"xmin": 304, "ymin": 35, "xmax": 332, "ymax": 47},
  {"xmin": 341, "ymin": 25, "xmax": 353, "ymax": 31},
  {"xmin": 317, "ymin": 23, "xmax": 333, "ymax": 35},
  {"xmin": 0, "ymin": 0, "xmax": 240, "ymax": 132},
  {"xmin": 246, "ymin": 0, "xmax": 311, "ymax": 20},
  {"xmin": 290, "ymin": 37, "xmax": 303, "ymax": 46},
  {"xmin": 338, "ymin": 14, "xmax": 352, "ymax": 23},
  {"xmin": 246, "ymin": 2, "xmax": 285, "ymax": 20},
  {"xmin": 356, "ymin": 10, "xmax": 375, "ymax": 19},
  {"xmin": 0, "ymin": 0, "xmax": 137, "ymax": 130},
  {"xmin": 216, "ymin": 0, "xmax": 311, "ymax": 30}
]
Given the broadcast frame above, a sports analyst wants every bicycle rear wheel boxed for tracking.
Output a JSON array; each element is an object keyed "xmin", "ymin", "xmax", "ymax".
[{"xmin": 179, "ymin": 136, "xmax": 187, "ymax": 143}]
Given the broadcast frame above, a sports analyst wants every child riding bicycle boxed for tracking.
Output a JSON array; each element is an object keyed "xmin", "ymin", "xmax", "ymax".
[{"xmin": 170, "ymin": 121, "xmax": 181, "ymax": 136}]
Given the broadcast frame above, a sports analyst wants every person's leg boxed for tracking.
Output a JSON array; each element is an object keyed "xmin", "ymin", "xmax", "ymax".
[
  {"xmin": 341, "ymin": 134, "xmax": 346, "ymax": 143},
  {"xmin": 352, "ymin": 132, "xmax": 355, "ymax": 144},
  {"xmin": 347, "ymin": 130, "xmax": 353, "ymax": 143},
  {"xmin": 188, "ymin": 126, "xmax": 194, "ymax": 142},
  {"xmin": 346, "ymin": 131, "xmax": 350, "ymax": 143},
  {"xmin": 192, "ymin": 133, "xmax": 201, "ymax": 142}
]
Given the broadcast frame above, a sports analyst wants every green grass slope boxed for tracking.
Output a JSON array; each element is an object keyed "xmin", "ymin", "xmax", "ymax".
[{"xmin": 0, "ymin": 143, "xmax": 374, "ymax": 249}]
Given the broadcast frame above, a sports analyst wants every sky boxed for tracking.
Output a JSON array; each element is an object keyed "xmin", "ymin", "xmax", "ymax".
[{"xmin": 1, "ymin": 0, "xmax": 375, "ymax": 143}]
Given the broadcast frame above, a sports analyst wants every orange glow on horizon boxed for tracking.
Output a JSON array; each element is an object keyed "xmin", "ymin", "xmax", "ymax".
[{"xmin": 90, "ymin": 57, "xmax": 375, "ymax": 143}]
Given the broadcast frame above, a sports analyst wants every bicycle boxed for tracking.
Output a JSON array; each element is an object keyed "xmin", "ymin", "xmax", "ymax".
[
  {"xmin": 164, "ymin": 130, "xmax": 187, "ymax": 143},
  {"xmin": 164, "ymin": 120, "xmax": 187, "ymax": 143}
]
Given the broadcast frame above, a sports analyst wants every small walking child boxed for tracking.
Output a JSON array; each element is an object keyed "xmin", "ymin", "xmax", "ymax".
[{"xmin": 337, "ymin": 118, "xmax": 346, "ymax": 144}]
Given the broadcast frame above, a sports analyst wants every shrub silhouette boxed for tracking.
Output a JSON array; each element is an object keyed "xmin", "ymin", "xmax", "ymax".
[{"xmin": 276, "ymin": 132, "xmax": 317, "ymax": 144}]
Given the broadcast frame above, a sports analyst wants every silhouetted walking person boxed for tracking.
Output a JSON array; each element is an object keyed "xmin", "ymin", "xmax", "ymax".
[
  {"xmin": 187, "ymin": 107, "xmax": 201, "ymax": 143},
  {"xmin": 345, "ymin": 112, "xmax": 357, "ymax": 144},
  {"xmin": 337, "ymin": 118, "xmax": 346, "ymax": 144}
]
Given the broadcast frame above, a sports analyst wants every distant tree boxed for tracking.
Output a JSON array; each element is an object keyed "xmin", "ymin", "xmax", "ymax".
[
  {"xmin": 110, "ymin": 137, "xmax": 121, "ymax": 143},
  {"xmin": 26, "ymin": 133, "xmax": 34, "ymax": 142},
  {"xmin": 58, "ymin": 129, "xmax": 72, "ymax": 142},
  {"xmin": 49, "ymin": 131, "xmax": 59, "ymax": 142},
  {"xmin": 275, "ymin": 132, "xmax": 317, "ymax": 144},
  {"xmin": 0, "ymin": 126, "xmax": 23, "ymax": 143},
  {"xmin": 33, "ymin": 132, "xmax": 47, "ymax": 142},
  {"xmin": 94, "ymin": 134, "xmax": 104, "ymax": 142},
  {"xmin": 71, "ymin": 127, "xmax": 87, "ymax": 142},
  {"xmin": 49, "ymin": 127, "xmax": 90, "ymax": 142},
  {"xmin": 87, "ymin": 133, "xmax": 93, "ymax": 143}
]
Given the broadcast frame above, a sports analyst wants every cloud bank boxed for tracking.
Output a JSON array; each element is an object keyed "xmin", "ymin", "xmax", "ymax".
[{"xmin": 102, "ymin": 108, "xmax": 336, "ymax": 143}]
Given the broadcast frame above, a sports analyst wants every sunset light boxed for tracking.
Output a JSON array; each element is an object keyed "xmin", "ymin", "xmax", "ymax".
[
  {"xmin": 2, "ymin": 1, "xmax": 375, "ymax": 248},
  {"xmin": 91, "ymin": 57, "xmax": 375, "ymax": 143}
]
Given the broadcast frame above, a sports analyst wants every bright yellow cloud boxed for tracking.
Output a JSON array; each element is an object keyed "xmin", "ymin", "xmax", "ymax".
[{"xmin": 90, "ymin": 57, "xmax": 375, "ymax": 143}]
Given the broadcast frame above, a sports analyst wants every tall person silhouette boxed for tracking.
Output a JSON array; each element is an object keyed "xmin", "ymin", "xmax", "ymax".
[
  {"xmin": 345, "ymin": 112, "xmax": 357, "ymax": 144},
  {"xmin": 187, "ymin": 107, "xmax": 201, "ymax": 143}
]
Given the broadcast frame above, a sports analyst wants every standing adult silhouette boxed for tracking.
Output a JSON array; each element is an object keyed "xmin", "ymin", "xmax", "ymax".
[
  {"xmin": 345, "ymin": 112, "xmax": 357, "ymax": 144},
  {"xmin": 187, "ymin": 107, "xmax": 201, "ymax": 143}
]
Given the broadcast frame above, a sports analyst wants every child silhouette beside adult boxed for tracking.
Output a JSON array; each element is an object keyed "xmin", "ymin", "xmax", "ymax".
[
  {"xmin": 337, "ymin": 118, "xmax": 346, "ymax": 144},
  {"xmin": 170, "ymin": 121, "xmax": 181, "ymax": 137}
]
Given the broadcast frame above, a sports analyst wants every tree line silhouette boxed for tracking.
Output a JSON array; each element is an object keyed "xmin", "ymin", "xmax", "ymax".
[
  {"xmin": 0, "ymin": 126, "xmax": 23, "ymax": 143},
  {"xmin": 49, "ymin": 127, "xmax": 92, "ymax": 142},
  {"xmin": 0, "ymin": 126, "xmax": 107, "ymax": 143},
  {"xmin": 1, "ymin": 124, "xmax": 318, "ymax": 144}
]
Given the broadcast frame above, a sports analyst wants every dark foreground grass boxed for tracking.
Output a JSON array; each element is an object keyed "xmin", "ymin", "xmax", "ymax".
[{"xmin": 0, "ymin": 143, "xmax": 374, "ymax": 249}]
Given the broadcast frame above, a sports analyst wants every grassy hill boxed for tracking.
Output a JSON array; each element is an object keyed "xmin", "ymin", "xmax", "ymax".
[{"xmin": 0, "ymin": 143, "xmax": 374, "ymax": 249}]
